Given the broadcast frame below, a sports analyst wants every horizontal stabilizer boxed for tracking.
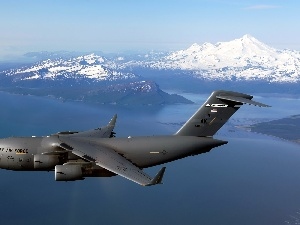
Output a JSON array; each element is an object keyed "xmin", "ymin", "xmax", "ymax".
[{"xmin": 216, "ymin": 95, "xmax": 270, "ymax": 107}]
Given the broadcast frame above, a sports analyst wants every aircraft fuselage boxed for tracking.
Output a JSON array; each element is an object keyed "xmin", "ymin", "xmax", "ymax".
[
  {"xmin": 0, "ymin": 135, "xmax": 71, "ymax": 170},
  {"xmin": 0, "ymin": 135, "xmax": 227, "ymax": 171}
]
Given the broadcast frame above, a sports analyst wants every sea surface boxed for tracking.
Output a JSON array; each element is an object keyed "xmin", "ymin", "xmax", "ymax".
[{"xmin": 0, "ymin": 91, "xmax": 299, "ymax": 225}]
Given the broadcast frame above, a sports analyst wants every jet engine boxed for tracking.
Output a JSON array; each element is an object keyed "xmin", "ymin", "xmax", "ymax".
[
  {"xmin": 55, "ymin": 164, "xmax": 84, "ymax": 181},
  {"xmin": 34, "ymin": 154, "xmax": 61, "ymax": 170}
]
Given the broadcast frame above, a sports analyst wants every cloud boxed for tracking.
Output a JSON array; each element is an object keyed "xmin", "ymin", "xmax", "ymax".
[{"xmin": 244, "ymin": 4, "xmax": 280, "ymax": 10}]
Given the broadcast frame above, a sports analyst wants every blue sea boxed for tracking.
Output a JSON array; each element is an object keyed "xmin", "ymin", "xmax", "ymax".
[{"xmin": 0, "ymin": 91, "xmax": 299, "ymax": 225}]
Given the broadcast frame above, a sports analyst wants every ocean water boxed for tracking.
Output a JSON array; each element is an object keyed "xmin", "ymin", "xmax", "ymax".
[{"xmin": 0, "ymin": 91, "xmax": 299, "ymax": 225}]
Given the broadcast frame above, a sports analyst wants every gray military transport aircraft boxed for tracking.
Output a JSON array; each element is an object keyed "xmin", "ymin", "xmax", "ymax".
[{"xmin": 0, "ymin": 90, "xmax": 269, "ymax": 186}]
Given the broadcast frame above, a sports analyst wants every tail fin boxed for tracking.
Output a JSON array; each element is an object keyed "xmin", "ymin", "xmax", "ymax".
[{"xmin": 175, "ymin": 90, "xmax": 270, "ymax": 137}]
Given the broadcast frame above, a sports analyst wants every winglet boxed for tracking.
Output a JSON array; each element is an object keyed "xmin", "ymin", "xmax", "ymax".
[
  {"xmin": 108, "ymin": 114, "xmax": 117, "ymax": 126},
  {"xmin": 146, "ymin": 167, "xmax": 166, "ymax": 186}
]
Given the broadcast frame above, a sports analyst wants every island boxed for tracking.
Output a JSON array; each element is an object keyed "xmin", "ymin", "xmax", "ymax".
[{"xmin": 250, "ymin": 115, "xmax": 300, "ymax": 144}]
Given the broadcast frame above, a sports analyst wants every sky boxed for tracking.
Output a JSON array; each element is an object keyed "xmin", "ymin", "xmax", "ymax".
[{"xmin": 0, "ymin": 0, "xmax": 299, "ymax": 60}]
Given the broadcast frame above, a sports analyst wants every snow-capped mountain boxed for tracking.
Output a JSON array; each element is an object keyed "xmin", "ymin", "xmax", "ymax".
[
  {"xmin": 147, "ymin": 35, "xmax": 300, "ymax": 83},
  {"xmin": 0, "ymin": 54, "xmax": 192, "ymax": 105},
  {"xmin": 5, "ymin": 53, "xmax": 137, "ymax": 82},
  {"xmin": 2, "ymin": 34, "xmax": 300, "ymax": 86}
]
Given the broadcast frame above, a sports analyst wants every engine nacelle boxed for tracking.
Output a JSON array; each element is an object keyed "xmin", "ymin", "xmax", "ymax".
[
  {"xmin": 34, "ymin": 154, "xmax": 60, "ymax": 170},
  {"xmin": 55, "ymin": 164, "xmax": 84, "ymax": 181}
]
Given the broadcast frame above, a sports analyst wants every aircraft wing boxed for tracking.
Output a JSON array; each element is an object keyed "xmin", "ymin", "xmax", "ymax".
[
  {"xmin": 58, "ymin": 136, "xmax": 166, "ymax": 186},
  {"xmin": 59, "ymin": 115, "xmax": 117, "ymax": 138}
]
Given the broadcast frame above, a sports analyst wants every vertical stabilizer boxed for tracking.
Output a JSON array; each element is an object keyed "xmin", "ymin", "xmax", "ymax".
[{"xmin": 175, "ymin": 90, "xmax": 269, "ymax": 137}]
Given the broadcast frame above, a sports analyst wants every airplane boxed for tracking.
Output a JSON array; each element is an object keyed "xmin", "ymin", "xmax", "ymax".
[{"xmin": 0, "ymin": 90, "xmax": 270, "ymax": 186}]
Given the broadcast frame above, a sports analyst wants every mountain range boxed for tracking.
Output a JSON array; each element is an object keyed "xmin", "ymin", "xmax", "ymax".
[
  {"xmin": 4, "ymin": 34, "xmax": 300, "ymax": 84},
  {"xmin": 0, "ymin": 54, "xmax": 192, "ymax": 105},
  {"xmin": 4, "ymin": 54, "xmax": 137, "ymax": 83},
  {"xmin": 0, "ymin": 34, "xmax": 299, "ymax": 104},
  {"xmin": 118, "ymin": 34, "xmax": 300, "ymax": 83}
]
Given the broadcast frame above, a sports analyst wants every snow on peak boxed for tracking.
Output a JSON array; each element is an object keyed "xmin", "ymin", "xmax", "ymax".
[
  {"xmin": 165, "ymin": 34, "xmax": 279, "ymax": 68},
  {"xmin": 151, "ymin": 34, "xmax": 300, "ymax": 83},
  {"xmin": 75, "ymin": 53, "xmax": 105, "ymax": 65},
  {"xmin": 188, "ymin": 43, "xmax": 201, "ymax": 51},
  {"xmin": 5, "ymin": 54, "xmax": 137, "ymax": 81},
  {"xmin": 241, "ymin": 34, "xmax": 257, "ymax": 41}
]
